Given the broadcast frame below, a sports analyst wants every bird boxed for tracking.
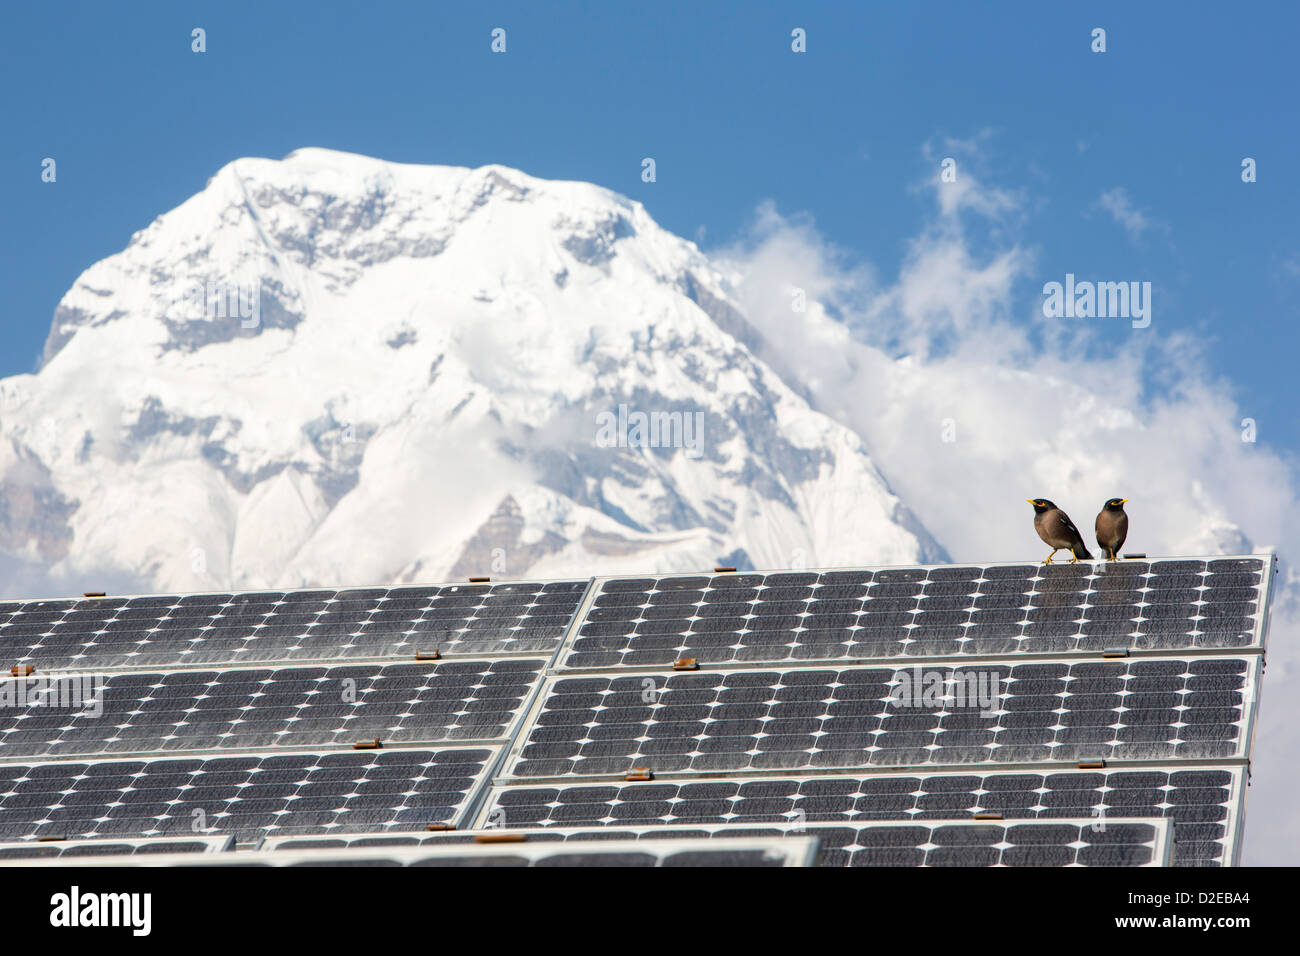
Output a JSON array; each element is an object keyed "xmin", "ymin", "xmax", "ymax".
[
  {"xmin": 1026, "ymin": 499, "xmax": 1093, "ymax": 563},
  {"xmin": 1095, "ymin": 498, "xmax": 1130, "ymax": 561}
]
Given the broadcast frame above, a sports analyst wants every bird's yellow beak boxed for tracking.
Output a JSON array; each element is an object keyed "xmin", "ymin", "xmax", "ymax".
[
  {"xmin": 1026, "ymin": 499, "xmax": 1035, "ymax": 505},
  {"xmin": 1120, "ymin": 498, "xmax": 1129, "ymax": 505}
]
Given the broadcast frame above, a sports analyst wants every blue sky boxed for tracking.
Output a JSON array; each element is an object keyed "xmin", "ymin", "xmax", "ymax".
[{"xmin": 3, "ymin": 0, "xmax": 1298, "ymax": 449}]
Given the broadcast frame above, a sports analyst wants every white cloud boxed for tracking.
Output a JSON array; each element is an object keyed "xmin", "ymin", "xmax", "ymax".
[
  {"xmin": 922, "ymin": 133, "xmax": 1023, "ymax": 225},
  {"xmin": 717, "ymin": 153, "xmax": 1300, "ymax": 865},
  {"xmin": 1097, "ymin": 187, "xmax": 1155, "ymax": 242}
]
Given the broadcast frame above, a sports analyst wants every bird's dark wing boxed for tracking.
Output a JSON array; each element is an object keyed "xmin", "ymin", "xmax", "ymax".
[{"xmin": 1058, "ymin": 512, "xmax": 1082, "ymax": 537}]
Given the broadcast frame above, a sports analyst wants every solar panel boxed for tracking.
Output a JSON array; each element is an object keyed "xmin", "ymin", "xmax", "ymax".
[
  {"xmin": 0, "ymin": 555, "xmax": 1269, "ymax": 866},
  {"xmin": 502, "ymin": 655, "xmax": 1258, "ymax": 778},
  {"xmin": 0, "ymin": 745, "xmax": 496, "ymax": 842},
  {"xmin": 259, "ymin": 818, "xmax": 1172, "ymax": 867},
  {"xmin": 0, "ymin": 580, "xmax": 589, "ymax": 670},
  {"xmin": 561, "ymin": 558, "xmax": 1270, "ymax": 669},
  {"xmin": 0, "ymin": 658, "xmax": 547, "ymax": 758},
  {"xmin": 4, "ymin": 834, "xmax": 821, "ymax": 868},
  {"xmin": 0, "ymin": 833, "xmax": 232, "ymax": 859},
  {"xmin": 476, "ymin": 766, "xmax": 1244, "ymax": 866}
]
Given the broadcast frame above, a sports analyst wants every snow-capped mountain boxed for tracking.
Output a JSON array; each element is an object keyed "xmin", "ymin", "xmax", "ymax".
[{"xmin": 0, "ymin": 148, "xmax": 945, "ymax": 594}]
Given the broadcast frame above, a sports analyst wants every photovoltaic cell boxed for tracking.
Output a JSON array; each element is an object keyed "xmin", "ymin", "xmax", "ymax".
[
  {"xmin": 0, "ymin": 580, "xmax": 589, "ymax": 670},
  {"xmin": 561, "ymin": 559, "xmax": 1267, "ymax": 669},
  {"xmin": 505, "ymin": 656, "xmax": 1256, "ymax": 778},
  {"xmin": 479, "ymin": 766, "xmax": 1243, "ymax": 866},
  {"xmin": 0, "ymin": 659, "xmax": 546, "ymax": 758},
  {"xmin": 0, "ymin": 746, "xmax": 495, "ymax": 842}
]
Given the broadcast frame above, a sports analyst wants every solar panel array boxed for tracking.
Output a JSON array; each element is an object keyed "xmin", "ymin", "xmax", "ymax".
[
  {"xmin": 0, "ymin": 578, "xmax": 582, "ymax": 856},
  {"xmin": 0, "ymin": 555, "xmax": 1272, "ymax": 866}
]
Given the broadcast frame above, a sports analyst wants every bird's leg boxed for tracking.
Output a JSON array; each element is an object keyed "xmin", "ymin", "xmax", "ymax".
[
  {"xmin": 1043, "ymin": 550, "xmax": 1057, "ymax": 565},
  {"xmin": 1068, "ymin": 552, "xmax": 1079, "ymax": 564},
  {"xmin": 1108, "ymin": 548, "xmax": 1117, "ymax": 561}
]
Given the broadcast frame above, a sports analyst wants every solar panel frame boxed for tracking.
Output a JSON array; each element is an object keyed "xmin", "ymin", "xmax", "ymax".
[
  {"xmin": 258, "ymin": 818, "xmax": 1172, "ymax": 867},
  {"xmin": 5, "ymin": 834, "xmax": 822, "ymax": 868},
  {"xmin": 556, "ymin": 556, "xmax": 1274, "ymax": 671},
  {"xmin": 0, "ymin": 833, "xmax": 233, "ymax": 859}
]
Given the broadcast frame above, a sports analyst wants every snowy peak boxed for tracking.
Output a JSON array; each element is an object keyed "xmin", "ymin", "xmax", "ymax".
[{"xmin": 3, "ymin": 149, "xmax": 944, "ymax": 595}]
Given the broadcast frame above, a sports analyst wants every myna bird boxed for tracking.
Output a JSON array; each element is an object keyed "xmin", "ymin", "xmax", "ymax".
[
  {"xmin": 1026, "ymin": 499, "xmax": 1093, "ymax": 563},
  {"xmin": 1095, "ymin": 498, "xmax": 1129, "ymax": 561}
]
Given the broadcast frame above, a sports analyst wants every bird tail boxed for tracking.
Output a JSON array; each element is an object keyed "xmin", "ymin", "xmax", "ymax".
[{"xmin": 1075, "ymin": 544, "xmax": 1093, "ymax": 560}]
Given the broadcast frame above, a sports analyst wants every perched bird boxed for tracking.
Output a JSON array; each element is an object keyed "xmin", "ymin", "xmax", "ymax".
[
  {"xmin": 1095, "ymin": 498, "xmax": 1130, "ymax": 561},
  {"xmin": 1027, "ymin": 499, "xmax": 1093, "ymax": 563}
]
